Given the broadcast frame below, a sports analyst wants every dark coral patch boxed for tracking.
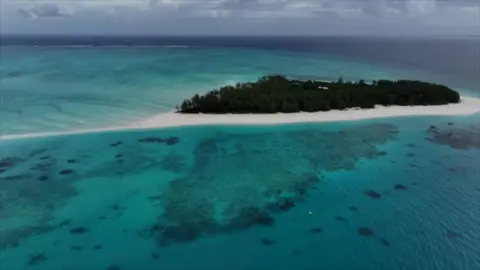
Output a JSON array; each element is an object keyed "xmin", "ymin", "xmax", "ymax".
[
  {"xmin": 310, "ymin": 227, "xmax": 324, "ymax": 234},
  {"xmin": 138, "ymin": 137, "xmax": 163, "ymax": 143},
  {"xmin": 59, "ymin": 219, "xmax": 72, "ymax": 226},
  {"xmin": 156, "ymin": 221, "xmax": 212, "ymax": 246},
  {"xmin": 0, "ymin": 156, "xmax": 22, "ymax": 169},
  {"xmin": 106, "ymin": 265, "xmax": 122, "ymax": 270},
  {"xmin": 266, "ymin": 198, "xmax": 296, "ymax": 213},
  {"xmin": 2, "ymin": 175, "xmax": 25, "ymax": 181},
  {"xmin": 228, "ymin": 207, "xmax": 274, "ymax": 229},
  {"xmin": 59, "ymin": 169, "xmax": 73, "ymax": 175},
  {"xmin": 448, "ymin": 123, "xmax": 454, "ymax": 126},
  {"xmin": 335, "ymin": 216, "xmax": 347, "ymax": 222},
  {"xmin": 146, "ymin": 203, "xmax": 217, "ymax": 247},
  {"xmin": 358, "ymin": 227, "xmax": 374, "ymax": 236},
  {"xmin": 115, "ymin": 154, "xmax": 123, "ymax": 158},
  {"xmin": 406, "ymin": 143, "xmax": 417, "ymax": 148},
  {"xmin": 348, "ymin": 206, "xmax": 358, "ymax": 212},
  {"xmin": 37, "ymin": 176, "xmax": 49, "ymax": 182},
  {"xmin": 363, "ymin": 190, "xmax": 382, "ymax": 199},
  {"xmin": 145, "ymin": 224, "xmax": 163, "ymax": 234},
  {"xmin": 292, "ymin": 249, "xmax": 304, "ymax": 255},
  {"xmin": 164, "ymin": 137, "xmax": 180, "ymax": 145},
  {"xmin": 67, "ymin": 159, "xmax": 76, "ymax": 163},
  {"xmin": 137, "ymin": 123, "xmax": 400, "ymax": 247},
  {"xmin": 109, "ymin": 141, "xmax": 122, "ymax": 147},
  {"xmin": 394, "ymin": 184, "xmax": 408, "ymax": 191},
  {"xmin": 109, "ymin": 204, "xmax": 125, "ymax": 212},
  {"xmin": 70, "ymin": 246, "xmax": 83, "ymax": 251},
  {"xmin": 1, "ymin": 159, "xmax": 81, "ymax": 249},
  {"xmin": 406, "ymin": 153, "xmax": 416, "ymax": 157},
  {"xmin": 39, "ymin": 156, "xmax": 50, "ymax": 160},
  {"xmin": 151, "ymin": 252, "xmax": 161, "ymax": 260},
  {"xmin": 70, "ymin": 227, "xmax": 89, "ymax": 234},
  {"xmin": 27, "ymin": 253, "xmax": 47, "ymax": 265},
  {"xmin": 261, "ymin": 238, "xmax": 275, "ymax": 245},
  {"xmin": 380, "ymin": 239, "xmax": 390, "ymax": 246},
  {"xmin": 30, "ymin": 162, "xmax": 54, "ymax": 172},
  {"xmin": 427, "ymin": 124, "xmax": 480, "ymax": 150},
  {"xmin": 306, "ymin": 175, "xmax": 321, "ymax": 184},
  {"xmin": 94, "ymin": 245, "xmax": 102, "ymax": 250},
  {"xmin": 295, "ymin": 187, "xmax": 307, "ymax": 196},
  {"xmin": 138, "ymin": 136, "xmax": 180, "ymax": 145}
]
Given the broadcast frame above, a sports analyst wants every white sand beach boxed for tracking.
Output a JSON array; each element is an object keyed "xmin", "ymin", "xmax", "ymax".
[{"xmin": 2, "ymin": 96, "xmax": 480, "ymax": 141}]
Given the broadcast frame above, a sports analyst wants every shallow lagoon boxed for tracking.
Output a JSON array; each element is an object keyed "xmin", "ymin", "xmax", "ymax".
[
  {"xmin": 2, "ymin": 43, "xmax": 479, "ymax": 136},
  {"xmin": 1, "ymin": 114, "xmax": 480, "ymax": 270}
]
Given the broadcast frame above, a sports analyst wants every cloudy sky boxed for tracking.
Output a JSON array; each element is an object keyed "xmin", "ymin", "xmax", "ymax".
[{"xmin": 1, "ymin": 0, "xmax": 479, "ymax": 36}]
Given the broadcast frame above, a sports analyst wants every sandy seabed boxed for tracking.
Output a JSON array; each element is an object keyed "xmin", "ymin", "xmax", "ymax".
[{"xmin": 2, "ymin": 97, "xmax": 480, "ymax": 141}]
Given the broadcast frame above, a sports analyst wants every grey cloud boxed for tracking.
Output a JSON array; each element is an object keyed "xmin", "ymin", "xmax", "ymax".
[
  {"xmin": 12, "ymin": 0, "xmax": 480, "ymax": 20},
  {"xmin": 2, "ymin": 0, "xmax": 478, "ymax": 35},
  {"xmin": 216, "ymin": 0, "xmax": 259, "ymax": 10},
  {"xmin": 308, "ymin": 0, "xmax": 478, "ymax": 17},
  {"xmin": 17, "ymin": 8, "xmax": 33, "ymax": 18},
  {"xmin": 17, "ymin": 4, "xmax": 69, "ymax": 18},
  {"xmin": 359, "ymin": 0, "xmax": 387, "ymax": 16},
  {"xmin": 213, "ymin": 0, "xmax": 290, "ymax": 15},
  {"xmin": 435, "ymin": 0, "xmax": 479, "ymax": 6}
]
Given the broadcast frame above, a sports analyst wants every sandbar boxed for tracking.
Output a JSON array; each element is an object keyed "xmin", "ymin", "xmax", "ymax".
[{"xmin": 1, "ymin": 96, "xmax": 479, "ymax": 141}]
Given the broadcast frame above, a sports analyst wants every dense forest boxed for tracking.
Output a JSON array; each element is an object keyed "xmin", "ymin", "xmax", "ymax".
[{"xmin": 177, "ymin": 75, "xmax": 460, "ymax": 114}]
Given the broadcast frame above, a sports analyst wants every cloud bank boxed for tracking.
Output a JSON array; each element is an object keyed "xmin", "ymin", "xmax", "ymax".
[{"xmin": 1, "ymin": 0, "xmax": 479, "ymax": 35}]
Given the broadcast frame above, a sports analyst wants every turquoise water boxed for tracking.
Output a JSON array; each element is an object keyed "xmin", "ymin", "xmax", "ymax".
[
  {"xmin": 2, "ymin": 46, "xmax": 477, "ymax": 136},
  {"xmin": 1, "ymin": 114, "xmax": 480, "ymax": 270},
  {"xmin": 2, "ymin": 41, "xmax": 480, "ymax": 269}
]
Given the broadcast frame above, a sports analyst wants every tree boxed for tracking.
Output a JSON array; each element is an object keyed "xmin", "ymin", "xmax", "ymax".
[{"xmin": 176, "ymin": 75, "xmax": 460, "ymax": 114}]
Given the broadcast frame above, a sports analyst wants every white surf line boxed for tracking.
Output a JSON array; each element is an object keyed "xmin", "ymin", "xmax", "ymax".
[{"xmin": 1, "ymin": 96, "xmax": 480, "ymax": 141}]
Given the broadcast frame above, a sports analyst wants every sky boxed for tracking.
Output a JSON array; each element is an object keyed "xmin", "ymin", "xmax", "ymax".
[{"xmin": 1, "ymin": 0, "xmax": 479, "ymax": 36}]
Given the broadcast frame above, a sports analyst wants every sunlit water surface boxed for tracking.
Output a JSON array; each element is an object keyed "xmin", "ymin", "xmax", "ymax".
[{"xmin": 1, "ymin": 37, "xmax": 480, "ymax": 270}]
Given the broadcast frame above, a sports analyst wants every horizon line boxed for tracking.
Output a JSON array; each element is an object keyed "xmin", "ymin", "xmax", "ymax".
[{"xmin": 1, "ymin": 33, "xmax": 479, "ymax": 39}]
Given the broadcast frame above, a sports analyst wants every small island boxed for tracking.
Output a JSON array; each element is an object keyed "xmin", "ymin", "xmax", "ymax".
[
  {"xmin": 4, "ymin": 75, "xmax": 479, "ymax": 141},
  {"xmin": 177, "ymin": 75, "xmax": 460, "ymax": 114}
]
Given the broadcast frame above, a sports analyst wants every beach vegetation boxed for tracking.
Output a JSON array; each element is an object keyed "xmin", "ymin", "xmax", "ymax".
[{"xmin": 177, "ymin": 75, "xmax": 460, "ymax": 114}]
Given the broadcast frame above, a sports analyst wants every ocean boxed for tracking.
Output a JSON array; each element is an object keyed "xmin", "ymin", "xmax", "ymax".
[{"xmin": 1, "ymin": 36, "xmax": 480, "ymax": 270}]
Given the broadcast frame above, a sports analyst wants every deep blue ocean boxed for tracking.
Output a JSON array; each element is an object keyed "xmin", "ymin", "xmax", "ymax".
[{"xmin": 1, "ymin": 36, "xmax": 480, "ymax": 270}]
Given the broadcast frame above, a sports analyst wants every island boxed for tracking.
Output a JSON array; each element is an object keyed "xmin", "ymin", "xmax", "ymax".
[
  {"xmin": 177, "ymin": 75, "xmax": 460, "ymax": 114},
  {"xmin": 4, "ymin": 75, "xmax": 480, "ymax": 141}
]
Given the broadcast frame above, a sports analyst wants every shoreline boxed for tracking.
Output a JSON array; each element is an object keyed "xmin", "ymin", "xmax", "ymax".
[{"xmin": 1, "ymin": 96, "xmax": 480, "ymax": 141}]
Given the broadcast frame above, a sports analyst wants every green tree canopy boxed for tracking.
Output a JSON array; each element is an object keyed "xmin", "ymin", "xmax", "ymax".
[{"xmin": 178, "ymin": 75, "xmax": 460, "ymax": 114}]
